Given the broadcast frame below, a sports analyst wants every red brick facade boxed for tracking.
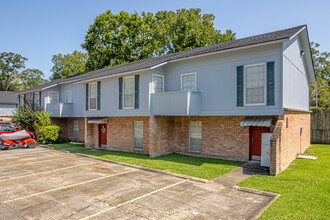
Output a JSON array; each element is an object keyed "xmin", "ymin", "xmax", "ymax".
[
  {"xmin": 270, "ymin": 109, "xmax": 311, "ymax": 175},
  {"xmin": 51, "ymin": 111, "xmax": 310, "ymax": 175}
]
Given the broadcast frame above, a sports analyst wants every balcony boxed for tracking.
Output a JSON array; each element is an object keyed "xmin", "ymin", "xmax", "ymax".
[
  {"xmin": 46, "ymin": 103, "xmax": 73, "ymax": 117},
  {"xmin": 151, "ymin": 91, "xmax": 201, "ymax": 116}
]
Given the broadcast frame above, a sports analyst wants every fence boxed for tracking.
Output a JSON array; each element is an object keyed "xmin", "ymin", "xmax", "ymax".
[{"xmin": 311, "ymin": 109, "xmax": 330, "ymax": 144}]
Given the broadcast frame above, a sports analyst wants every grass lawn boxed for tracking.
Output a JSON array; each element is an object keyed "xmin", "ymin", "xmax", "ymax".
[
  {"xmin": 83, "ymin": 151, "xmax": 243, "ymax": 180},
  {"xmin": 46, "ymin": 143, "xmax": 85, "ymax": 149},
  {"xmin": 238, "ymin": 144, "xmax": 330, "ymax": 219}
]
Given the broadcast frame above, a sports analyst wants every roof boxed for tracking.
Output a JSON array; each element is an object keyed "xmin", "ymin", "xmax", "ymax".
[
  {"xmin": 19, "ymin": 25, "xmax": 307, "ymax": 94},
  {"xmin": 240, "ymin": 116, "xmax": 273, "ymax": 127},
  {"xmin": 0, "ymin": 91, "xmax": 17, "ymax": 105}
]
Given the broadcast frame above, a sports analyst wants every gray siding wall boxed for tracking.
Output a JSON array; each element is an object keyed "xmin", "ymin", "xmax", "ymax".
[
  {"xmin": 0, "ymin": 104, "xmax": 16, "ymax": 116},
  {"xmin": 282, "ymin": 36, "xmax": 309, "ymax": 111},
  {"xmin": 163, "ymin": 43, "xmax": 283, "ymax": 116}
]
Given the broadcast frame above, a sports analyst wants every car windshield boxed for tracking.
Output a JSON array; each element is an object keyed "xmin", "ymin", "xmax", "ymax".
[{"xmin": 0, "ymin": 126, "xmax": 14, "ymax": 132}]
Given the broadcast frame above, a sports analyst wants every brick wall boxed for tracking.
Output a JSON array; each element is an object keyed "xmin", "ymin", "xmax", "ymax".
[
  {"xmin": 172, "ymin": 116, "xmax": 250, "ymax": 161},
  {"xmin": 86, "ymin": 121, "xmax": 98, "ymax": 148},
  {"xmin": 51, "ymin": 118, "xmax": 69, "ymax": 139},
  {"xmin": 270, "ymin": 109, "xmax": 311, "ymax": 175},
  {"xmin": 67, "ymin": 118, "xmax": 85, "ymax": 142},
  {"xmin": 149, "ymin": 117, "xmax": 174, "ymax": 157},
  {"xmin": 106, "ymin": 117, "xmax": 150, "ymax": 154}
]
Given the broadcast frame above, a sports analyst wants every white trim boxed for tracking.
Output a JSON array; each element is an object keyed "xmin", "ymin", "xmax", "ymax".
[
  {"xmin": 152, "ymin": 74, "xmax": 164, "ymax": 93},
  {"xmin": 47, "ymin": 91, "xmax": 59, "ymax": 104},
  {"xmin": 243, "ymin": 63, "xmax": 267, "ymax": 106},
  {"xmin": 123, "ymin": 76, "xmax": 135, "ymax": 109},
  {"xmin": 289, "ymin": 26, "xmax": 306, "ymax": 40},
  {"xmin": 181, "ymin": 72, "xmax": 197, "ymax": 92},
  {"xmin": 65, "ymin": 90, "xmax": 72, "ymax": 103},
  {"xmin": 150, "ymin": 62, "xmax": 167, "ymax": 69},
  {"xmin": 88, "ymin": 82, "xmax": 97, "ymax": 110}
]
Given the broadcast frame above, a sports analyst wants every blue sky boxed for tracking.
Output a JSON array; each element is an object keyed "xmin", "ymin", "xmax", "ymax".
[{"xmin": 1, "ymin": 0, "xmax": 329, "ymax": 79}]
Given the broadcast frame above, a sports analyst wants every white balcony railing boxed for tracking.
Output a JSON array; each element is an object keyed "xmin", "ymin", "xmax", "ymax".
[{"xmin": 46, "ymin": 103, "xmax": 73, "ymax": 117}]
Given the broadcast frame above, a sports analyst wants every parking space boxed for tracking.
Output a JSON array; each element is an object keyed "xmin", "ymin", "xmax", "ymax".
[{"xmin": 0, "ymin": 147, "xmax": 275, "ymax": 219}]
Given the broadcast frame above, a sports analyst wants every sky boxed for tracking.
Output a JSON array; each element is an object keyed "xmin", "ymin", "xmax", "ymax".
[{"xmin": 1, "ymin": 0, "xmax": 329, "ymax": 79}]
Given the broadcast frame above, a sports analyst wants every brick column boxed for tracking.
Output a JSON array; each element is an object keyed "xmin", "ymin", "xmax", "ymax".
[{"xmin": 270, "ymin": 120, "xmax": 283, "ymax": 175}]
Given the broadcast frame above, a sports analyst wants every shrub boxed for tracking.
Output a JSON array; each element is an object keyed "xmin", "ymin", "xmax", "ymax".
[{"xmin": 37, "ymin": 125, "xmax": 62, "ymax": 144}]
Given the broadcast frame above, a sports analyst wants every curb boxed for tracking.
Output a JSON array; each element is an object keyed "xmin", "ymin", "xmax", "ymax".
[
  {"xmin": 233, "ymin": 186, "xmax": 280, "ymax": 219},
  {"xmin": 76, "ymin": 153, "xmax": 209, "ymax": 183}
]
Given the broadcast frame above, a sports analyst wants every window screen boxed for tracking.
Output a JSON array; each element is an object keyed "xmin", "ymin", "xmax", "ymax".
[
  {"xmin": 89, "ymin": 84, "xmax": 97, "ymax": 110},
  {"xmin": 124, "ymin": 77, "xmax": 134, "ymax": 108},
  {"xmin": 182, "ymin": 73, "xmax": 196, "ymax": 91},
  {"xmin": 65, "ymin": 91, "xmax": 72, "ymax": 103},
  {"xmin": 245, "ymin": 65, "xmax": 265, "ymax": 104},
  {"xmin": 48, "ymin": 92, "xmax": 59, "ymax": 104},
  {"xmin": 134, "ymin": 121, "xmax": 143, "ymax": 149},
  {"xmin": 189, "ymin": 121, "xmax": 202, "ymax": 151},
  {"xmin": 74, "ymin": 120, "xmax": 79, "ymax": 140},
  {"xmin": 152, "ymin": 75, "xmax": 164, "ymax": 93}
]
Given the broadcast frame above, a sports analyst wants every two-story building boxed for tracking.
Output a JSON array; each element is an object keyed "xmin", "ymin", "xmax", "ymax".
[{"xmin": 17, "ymin": 25, "xmax": 314, "ymax": 175}]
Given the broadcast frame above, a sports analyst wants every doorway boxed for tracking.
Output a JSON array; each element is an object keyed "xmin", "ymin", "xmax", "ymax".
[
  {"xmin": 98, "ymin": 123, "xmax": 107, "ymax": 148},
  {"xmin": 249, "ymin": 126, "xmax": 270, "ymax": 160}
]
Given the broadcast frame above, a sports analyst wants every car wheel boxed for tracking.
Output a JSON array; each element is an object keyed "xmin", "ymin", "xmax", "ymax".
[
  {"xmin": 0, "ymin": 145, "xmax": 9, "ymax": 150},
  {"xmin": 28, "ymin": 142, "xmax": 36, "ymax": 148}
]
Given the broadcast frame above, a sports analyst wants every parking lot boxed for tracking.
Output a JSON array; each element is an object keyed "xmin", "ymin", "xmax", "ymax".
[{"xmin": 0, "ymin": 147, "xmax": 276, "ymax": 220}]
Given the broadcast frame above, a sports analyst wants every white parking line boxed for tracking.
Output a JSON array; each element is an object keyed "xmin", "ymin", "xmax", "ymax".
[
  {"xmin": 80, "ymin": 179, "xmax": 189, "ymax": 220},
  {"xmin": 3, "ymin": 169, "xmax": 139, "ymax": 204}
]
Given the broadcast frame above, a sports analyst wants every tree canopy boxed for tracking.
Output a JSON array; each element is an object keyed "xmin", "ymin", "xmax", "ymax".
[
  {"xmin": 82, "ymin": 8, "xmax": 236, "ymax": 71},
  {"xmin": 0, "ymin": 52, "xmax": 46, "ymax": 91},
  {"xmin": 50, "ymin": 50, "xmax": 87, "ymax": 80},
  {"xmin": 309, "ymin": 42, "xmax": 330, "ymax": 109}
]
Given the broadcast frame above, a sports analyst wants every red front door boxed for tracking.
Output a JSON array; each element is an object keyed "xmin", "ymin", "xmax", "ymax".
[
  {"xmin": 250, "ymin": 126, "xmax": 270, "ymax": 160},
  {"xmin": 98, "ymin": 124, "xmax": 107, "ymax": 147}
]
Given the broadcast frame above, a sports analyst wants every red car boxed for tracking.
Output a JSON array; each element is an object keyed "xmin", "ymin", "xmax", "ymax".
[{"xmin": 0, "ymin": 125, "xmax": 36, "ymax": 150}]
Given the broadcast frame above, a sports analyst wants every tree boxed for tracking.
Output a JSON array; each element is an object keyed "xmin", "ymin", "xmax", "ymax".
[
  {"xmin": 19, "ymin": 68, "xmax": 48, "ymax": 90},
  {"xmin": 82, "ymin": 8, "xmax": 236, "ymax": 71},
  {"xmin": 0, "ymin": 52, "xmax": 27, "ymax": 91},
  {"xmin": 50, "ymin": 50, "xmax": 87, "ymax": 80},
  {"xmin": 309, "ymin": 42, "xmax": 330, "ymax": 109}
]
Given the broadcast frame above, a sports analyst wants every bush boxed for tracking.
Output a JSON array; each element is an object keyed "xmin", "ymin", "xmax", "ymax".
[{"xmin": 37, "ymin": 125, "xmax": 62, "ymax": 144}]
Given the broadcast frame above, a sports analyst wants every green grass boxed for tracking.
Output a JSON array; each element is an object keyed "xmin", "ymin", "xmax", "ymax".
[
  {"xmin": 83, "ymin": 151, "xmax": 243, "ymax": 180},
  {"xmin": 238, "ymin": 145, "xmax": 330, "ymax": 219},
  {"xmin": 65, "ymin": 147, "xmax": 90, "ymax": 153},
  {"xmin": 47, "ymin": 143, "xmax": 85, "ymax": 149}
]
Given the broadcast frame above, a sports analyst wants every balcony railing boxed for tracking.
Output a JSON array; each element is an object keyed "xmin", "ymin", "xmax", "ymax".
[
  {"xmin": 46, "ymin": 103, "xmax": 73, "ymax": 117},
  {"xmin": 151, "ymin": 91, "xmax": 201, "ymax": 116}
]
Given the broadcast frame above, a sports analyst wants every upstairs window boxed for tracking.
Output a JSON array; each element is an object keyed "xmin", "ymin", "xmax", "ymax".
[
  {"xmin": 152, "ymin": 74, "xmax": 164, "ymax": 93},
  {"xmin": 34, "ymin": 92, "xmax": 40, "ymax": 106},
  {"xmin": 19, "ymin": 95, "xmax": 24, "ymax": 105},
  {"xmin": 181, "ymin": 73, "xmax": 196, "ymax": 91},
  {"xmin": 123, "ymin": 76, "xmax": 134, "ymax": 108},
  {"xmin": 89, "ymin": 83, "xmax": 97, "ymax": 110},
  {"xmin": 65, "ymin": 91, "xmax": 72, "ymax": 103},
  {"xmin": 48, "ymin": 92, "xmax": 59, "ymax": 104},
  {"xmin": 245, "ymin": 64, "xmax": 266, "ymax": 105}
]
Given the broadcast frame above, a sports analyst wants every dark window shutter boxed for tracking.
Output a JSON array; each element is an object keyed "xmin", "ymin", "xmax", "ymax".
[
  {"xmin": 32, "ymin": 93, "xmax": 35, "ymax": 110},
  {"xmin": 134, "ymin": 75, "xmax": 139, "ymax": 109},
  {"xmin": 267, "ymin": 61, "xmax": 275, "ymax": 105},
  {"xmin": 24, "ymin": 94, "xmax": 26, "ymax": 104},
  {"xmin": 97, "ymin": 81, "xmax": 101, "ymax": 110},
  {"xmin": 86, "ymin": 83, "xmax": 89, "ymax": 111},
  {"xmin": 119, "ymin": 77, "xmax": 123, "ymax": 109},
  {"xmin": 39, "ymin": 92, "xmax": 42, "ymax": 107},
  {"xmin": 18, "ymin": 95, "xmax": 20, "ymax": 105},
  {"xmin": 237, "ymin": 66, "xmax": 244, "ymax": 107}
]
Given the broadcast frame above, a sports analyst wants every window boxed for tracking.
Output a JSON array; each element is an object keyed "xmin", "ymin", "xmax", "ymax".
[
  {"xmin": 89, "ymin": 83, "xmax": 97, "ymax": 110},
  {"xmin": 244, "ymin": 64, "xmax": 266, "ymax": 105},
  {"xmin": 34, "ymin": 92, "xmax": 40, "ymax": 106},
  {"xmin": 0, "ymin": 126, "xmax": 14, "ymax": 132},
  {"xmin": 65, "ymin": 91, "xmax": 72, "ymax": 103},
  {"xmin": 19, "ymin": 95, "xmax": 24, "ymax": 105},
  {"xmin": 152, "ymin": 74, "xmax": 164, "ymax": 93},
  {"xmin": 48, "ymin": 92, "xmax": 59, "ymax": 104},
  {"xmin": 123, "ymin": 76, "xmax": 134, "ymax": 108},
  {"xmin": 74, "ymin": 120, "xmax": 79, "ymax": 140},
  {"xmin": 181, "ymin": 73, "xmax": 196, "ymax": 91},
  {"xmin": 189, "ymin": 121, "xmax": 202, "ymax": 152},
  {"xmin": 134, "ymin": 121, "xmax": 143, "ymax": 149}
]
